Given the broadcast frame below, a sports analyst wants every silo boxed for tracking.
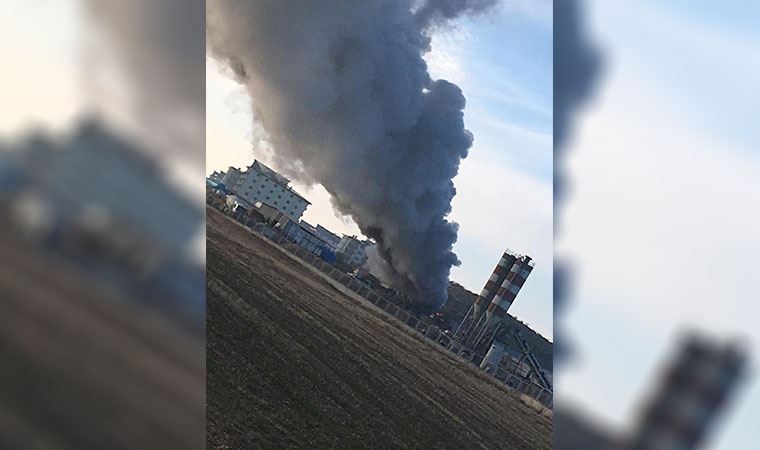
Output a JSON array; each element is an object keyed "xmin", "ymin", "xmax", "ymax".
[
  {"xmin": 472, "ymin": 251, "xmax": 517, "ymax": 318},
  {"xmin": 479, "ymin": 339, "xmax": 507, "ymax": 373},
  {"xmin": 461, "ymin": 251, "xmax": 517, "ymax": 341},
  {"xmin": 475, "ymin": 256, "xmax": 534, "ymax": 344}
]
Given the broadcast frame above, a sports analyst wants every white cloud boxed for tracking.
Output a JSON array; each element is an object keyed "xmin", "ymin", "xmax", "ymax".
[{"xmin": 499, "ymin": 0, "xmax": 553, "ymax": 25}]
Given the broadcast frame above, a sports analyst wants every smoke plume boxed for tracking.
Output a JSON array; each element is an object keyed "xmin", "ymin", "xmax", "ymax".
[
  {"xmin": 84, "ymin": 0, "xmax": 205, "ymax": 164},
  {"xmin": 207, "ymin": 0, "xmax": 493, "ymax": 311}
]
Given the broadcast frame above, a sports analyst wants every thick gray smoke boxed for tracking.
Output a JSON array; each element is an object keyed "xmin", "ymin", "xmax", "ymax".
[
  {"xmin": 84, "ymin": 0, "xmax": 205, "ymax": 163},
  {"xmin": 207, "ymin": 0, "xmax": 493, "ymax": 312},
  {"xmin": 414, "ymin": 0, "xmax": 498, "ymax": 26}
]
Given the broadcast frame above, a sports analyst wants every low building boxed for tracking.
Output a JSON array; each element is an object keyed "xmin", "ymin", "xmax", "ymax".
[
  {"xmin": 299, "ymin": 220, "xmax": 318, "ymax": 234},
  {"xmin": 221, "ymin": 166, "xmax": 242, "ymax": 189},
  {"xmin": 208, "ymin": 170, "xmax": 225, "ymax": 184},
  {"xmin": 336, "ymin": 235, "xmax": 369, "ymax": 268},
  {"xmin": 355, "ymin": 266, "xmax": 383, "ymax": 289},
  {"xmin": 278, "ymin": 217, "xmax": 335, "ymax": 261},
  {"xmin": 225, "ymin": 195, "xmax": 252, "ymax": 215},
  {"xmin": 315, "ymin": 225, "xmax": 340, "ymax": 250}
]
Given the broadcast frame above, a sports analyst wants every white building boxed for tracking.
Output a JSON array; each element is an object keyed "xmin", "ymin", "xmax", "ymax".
[
  {"xmin": 336, "ymin": 235, "xmax": 369, "ymax": 268},
  {"xmin": 229, "ymin": 160, "xmax": 310, "ymax": 221}
]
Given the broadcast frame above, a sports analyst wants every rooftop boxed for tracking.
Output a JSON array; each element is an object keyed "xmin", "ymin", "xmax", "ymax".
[{"xmin": 248, "ymin": 160, "xmax": 311, "ymax": 205}]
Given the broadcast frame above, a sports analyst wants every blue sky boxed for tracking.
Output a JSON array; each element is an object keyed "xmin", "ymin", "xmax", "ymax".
[{"xmin": 206, "ymin": 2, "xmax": 554, "ymax": 339}]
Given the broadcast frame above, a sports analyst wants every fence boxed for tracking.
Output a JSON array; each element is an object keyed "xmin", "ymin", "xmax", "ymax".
[{"xmin": 226, "ymin": 212, "xmax": 553, "ymax": 408}]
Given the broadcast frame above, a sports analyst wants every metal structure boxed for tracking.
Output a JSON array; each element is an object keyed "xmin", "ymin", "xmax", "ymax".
[
  {"xmin": 511, "ymin": 331, "xmax": 552, "ymax": 391},
  {"xmin": 479, "ymin": 329, "xmax": 552, "ymax": 393},
  {"xmin": 458, "ymin": 250, "xmax": 534, "ymax": 350}
]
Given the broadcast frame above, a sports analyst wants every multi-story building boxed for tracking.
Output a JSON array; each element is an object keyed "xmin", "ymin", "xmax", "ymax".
[{"xmin": 228, "ymin": 160, "xmax": 309, "ymax": 221}]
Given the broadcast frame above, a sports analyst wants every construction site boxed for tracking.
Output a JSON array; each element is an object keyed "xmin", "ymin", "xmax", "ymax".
[{"xmin": 207, "ymin": 207, "xmax": 552, "ymax": 449}]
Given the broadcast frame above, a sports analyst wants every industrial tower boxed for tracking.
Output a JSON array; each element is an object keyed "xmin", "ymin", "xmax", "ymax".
[{"xmin": 456, "ymin": 249, "xmax": 534, "ymax": 350}]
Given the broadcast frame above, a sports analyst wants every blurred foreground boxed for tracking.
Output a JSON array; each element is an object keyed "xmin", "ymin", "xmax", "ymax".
[
  {"xmin": 0, "ymin": 228, "xmax": 205, "ymax": 448},
  {"xmin": 555, "ymin": 1, "xmax": 757, "ymax": 449},
  {"xmin": 0, "ymin": 121, "xmax": 206, "ymax": 448},
  {"xmin": 1, "ymin": 1, "xmax": 205, "ymax": 448}
]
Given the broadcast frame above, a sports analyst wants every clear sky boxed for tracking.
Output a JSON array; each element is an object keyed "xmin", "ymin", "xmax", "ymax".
[
  {"xmin": 206, "ymin": 1, "xmax": 554, "ymax": 340},
  {"xmin": 557, "ymin": 1, "xmax": 760, "ymax": 448}
]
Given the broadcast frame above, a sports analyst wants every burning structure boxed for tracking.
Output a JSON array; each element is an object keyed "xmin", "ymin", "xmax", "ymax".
[
  {"xmin": 206, "ymin": 0, "xmax": 504, "ymax": 312},
  {"xmin": 456, "ymin": 249, "xmax": 534, "ymax": 350}
]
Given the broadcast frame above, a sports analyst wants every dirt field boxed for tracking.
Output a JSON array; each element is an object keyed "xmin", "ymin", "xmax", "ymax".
[{"xmin": 206, "ymin": 208, "xmax": 552, "ymax": 449}]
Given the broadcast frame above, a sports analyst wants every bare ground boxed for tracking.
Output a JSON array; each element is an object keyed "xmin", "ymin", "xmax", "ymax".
[{"xmin": 207, "ymin": 208, "xmax": 552, "ymax": 449}]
